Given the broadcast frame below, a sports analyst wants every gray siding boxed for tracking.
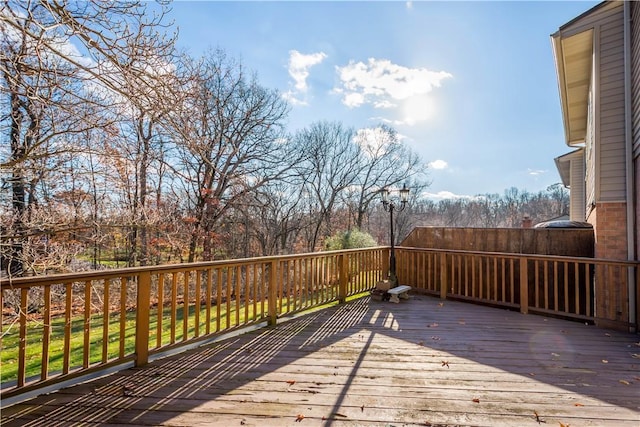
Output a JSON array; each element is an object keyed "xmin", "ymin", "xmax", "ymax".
[
  {"xmin": 632, "ymin": 0, "xmax": 640, "ymax": 158},
  {"xmin": 598, "ymin": 12, "xmax": 627, "ymax": 201}
]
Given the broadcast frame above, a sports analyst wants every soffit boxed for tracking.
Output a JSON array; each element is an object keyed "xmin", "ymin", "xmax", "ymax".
[{"xmin": 552, "ymin": 29, "xmax": 594, "ymax": 146}]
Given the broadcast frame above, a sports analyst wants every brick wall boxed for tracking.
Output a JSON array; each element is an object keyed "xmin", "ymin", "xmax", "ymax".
[
  {"xmin": 593, "ymin": 202, "xmax": 628, "ymax": 260},
  {"xmin": 590, "ymin": 202, "xmax": 630, "ymax": 329}
]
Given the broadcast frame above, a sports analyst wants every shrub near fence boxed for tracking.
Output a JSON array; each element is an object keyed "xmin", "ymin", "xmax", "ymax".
[{"xmin": 1, "ymin": 247, "xmax": 387, "ymax": 400}]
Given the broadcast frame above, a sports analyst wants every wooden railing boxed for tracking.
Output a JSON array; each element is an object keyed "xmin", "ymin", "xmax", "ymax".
[
  {"xmin": 396, "ymin": 247, "xmax": 638, "ymax": 327},
  {"xmin": 0, "ymin": 247, "xmax": 388, "ymax": 400},
  {"xmin": 3, "ymin": 245, "xmax": 637, "ymax": 401}
]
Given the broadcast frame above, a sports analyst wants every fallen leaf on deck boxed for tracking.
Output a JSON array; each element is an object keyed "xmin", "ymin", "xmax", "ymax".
[
  {"xmin": 559, "ymin": 423, "xmax": 570, "ymax": 427},
  {"xmin": 619, "ymin": 379, "xmax": 630, "ymax": 385},
  {"xmin": 533, "ymin": 410, "xmax": 546, "ymax": 424},
  {"xmin": 428, "ymin": 323, "xmax": 439, "ymax": 328},
  {"xmin": 286, "ymin": 380, "xmax": 296, "ymax": 385},
  {"xmin": 441, "ymin": 361, "xmax": 449, "ymax": 368},
  {"xmin": 458, "ymin": 320, "xmax": 466, "ymax": 325},
  {"xmin": 529, "ymin": 372, "xmax": 536, "ymax": 376},
  {"xmin": 551, "ymin": 353, "xmax": 560, "ymax": 358},
  {"xmin": 438, "ymin": 302, "xmax": 444, "ymax": 307},
  {"xmin": 631, "ymin": 354, "xmax": 640, "ymax": 359},
  {"xmin": 295, "ymin": 414, "xmax": 305, "ymax": 422},
  {"xmin": 573, "ymin": 403, "xmax": 584, "ymax": 407},
  {"xmin": 605, "ymin": 333, "xmax": 611, "ymax": 337},
  {"xmin": 472, "ymin": 398, "xmax": 480, "ymax": 403},
  {"xmin": 601, "ymin": 359, "xmax": 608, "ymax": 364},
  {"xmin": 431, "ymin": 336, "xmax": 441, "ymax": 341},
  {"xmin": 634, "ymin": 342, "xmax": 640, "ymax": 347},
  {"xmin": 361, "ymin": 405, "xmax": 365, "ymax": 412}
]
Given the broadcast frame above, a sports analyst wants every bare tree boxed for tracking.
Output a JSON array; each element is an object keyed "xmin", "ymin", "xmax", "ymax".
[
  {"xmin": 349, "ymin": 124, "xmax": 427, "ymax": 229},
  {"xmin": 293, "ymin": 121, "xmax": 361, "ymax": 251},
  {"xmin": 168, "ymin": 49, "xmax": 290, "ymax": 262},
  {"xmin": 1, "ymin": 0, "xmax": 177, "ymax": 275}
]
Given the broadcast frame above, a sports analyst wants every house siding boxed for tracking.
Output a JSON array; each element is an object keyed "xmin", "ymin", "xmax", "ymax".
[
  {"xmin": 586, "ymin": 87, "xmax": 596, "ymax": 215},
  {"xmin": 598, "ymin": 13, "xmax": 627, "ymax": 202},
  {"xmin": 632, "ymin": 0, "xmax": 640, "ymax": 157},
  {"xmin": 570, "ymin": 152, "xmax": 586, "ymax": 222}
]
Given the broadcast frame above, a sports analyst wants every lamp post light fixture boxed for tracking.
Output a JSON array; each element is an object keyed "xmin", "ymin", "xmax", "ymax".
[{"xmin": 380, "ymin": 183, "xmax": 410, "ymax": 287}]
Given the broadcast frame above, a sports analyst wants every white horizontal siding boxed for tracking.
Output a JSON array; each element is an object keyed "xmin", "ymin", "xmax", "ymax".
[{"xmin": 570, "ymin": 153, "xmax": 586, "ymax": 222}]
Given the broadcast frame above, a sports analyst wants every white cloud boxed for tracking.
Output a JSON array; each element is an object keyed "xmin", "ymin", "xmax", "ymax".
[
  {"xmin": 406, "ymin": 2, "xmax": 413, "ymax": 10},
  {"xmin": 424, "ymin": 191, "xmax": 476, "ymax": 201},
  {"xmin": 334, "ymin": 58, "xmax": 452, "ymax": 125},
  {"xmin": 527, "ymin": 169, "xmax": 547, "ymax": 176},
  {"xmin": 428, "ymin": 160, "xmax": 448, "ymax": 170},
  {"xmin": 353, "ymin": 126, "xmax": 397, "ymax": 156},
  {"xmin": 284, "ymin": 50, "xmax": 327, "ymax": 105}
]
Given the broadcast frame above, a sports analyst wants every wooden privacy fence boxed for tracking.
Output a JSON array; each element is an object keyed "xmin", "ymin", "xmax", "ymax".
[
  {"xmin": 0, "ymin": 247, "xmax": 387, "ymax": 400},
  {"xmin": 396, "ymin": 247, "xmax": 638, "ymax": 328}
]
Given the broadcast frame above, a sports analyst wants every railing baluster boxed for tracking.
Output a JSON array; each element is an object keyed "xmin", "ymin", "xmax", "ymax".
[
  {"xmin": 493, "ymin": 257, "xmax": 501, "ymax": 302},
  {"xmin": 252, "ymin": 264, "xmax": 258, "ymax": 320},
  {"xmin": 103, "ymin": 279, "xmax": 110, "ymax": 362},
  {"xmin": 564, "ymin": 261, "xmax": 569, "ymax": 313},
  {"xmin": 41, "ymin": 285, "xmax": 51, "ymax": 381},
  {"xmin": 575, "ymin": 263, "xmax": 580, "ymax": 315},
  {"xmin": 520, "ymin": 258, "xmax": 529, "ymax": 314},
  {"xmin": 226, "ymin": 268, "xmax": 231, "ymax": 330},
  {"xmin": 216, "ymin": 268, "xmax": 222, "ymax": 332},
  {"xmin": 195, "ymin": 270, "xmax": 201, "ymax": 337},
  {"xmin": 63, "ymin": 282, "xmax": 72, "ymax": 374},
  {"xmin": 544, "ymin": 262, "xmax": 549, "ymax": 310},
  {"xmin": 183, "ymin": 271, "xmax": 189, "ymax": 341},
  {"xmin": 534, "ymin": 260, "xmax": 539, "ymax": 309},
  {"xmin": 268, "ymin": 260, "xmax": 277, "ymax": 326},
  {"xmin": 171, "ymin": 272, "xmax": 177, "ymax": 343},
  {"xmin": 83, "ymin": 280, "xmax": 91, "ymax": 369},
  {"xmin": 235, "ymin": 265, "xmax": 241, "ymax": 327},
  {"xmin": 18, "ymin": 288, "xmax": 28, "ymax": 387},
  {"xmin": 119, "ymin": 277, "xmax": 127, "ymax": 359},
  {"xmin": 206, "ymin": 269, "xmax": 212, "ymax": 334}
]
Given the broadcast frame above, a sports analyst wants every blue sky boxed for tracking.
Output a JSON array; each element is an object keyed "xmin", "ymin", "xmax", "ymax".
[{"xmin": 167, "ymin": 1, "xmax": 599, "ymax": 200}]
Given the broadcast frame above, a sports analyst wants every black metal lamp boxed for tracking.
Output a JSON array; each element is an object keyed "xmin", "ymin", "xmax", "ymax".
[{"xmin": 381, "ymin": 183, "xmax": 409, "ymax": 286}]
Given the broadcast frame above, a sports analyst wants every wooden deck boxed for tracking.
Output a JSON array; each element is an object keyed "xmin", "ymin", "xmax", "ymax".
[{"xmin": 2, "ymin": 295, "xmax": 639, "ymax": 426}]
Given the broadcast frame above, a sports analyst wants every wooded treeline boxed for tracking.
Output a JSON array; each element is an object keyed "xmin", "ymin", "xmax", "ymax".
[{"xmin": 1, "ymin": 1, "xmax": 567, "ymax": 277}]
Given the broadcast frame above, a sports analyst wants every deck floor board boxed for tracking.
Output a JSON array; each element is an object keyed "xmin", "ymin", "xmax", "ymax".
[{"xmin": 2, "ymin": 295, "xmax": 639, "ymax": 426}]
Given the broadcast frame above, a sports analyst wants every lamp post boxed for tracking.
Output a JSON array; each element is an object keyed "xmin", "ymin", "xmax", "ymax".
[{"xmin": 380, "ymin": 183, "xmax": 410, "ymax": 287}]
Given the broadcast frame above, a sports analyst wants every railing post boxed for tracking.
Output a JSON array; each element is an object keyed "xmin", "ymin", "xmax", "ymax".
[
  {"xmin": 268, "ymin": 259, "xmax": 278, "ymax": 326},
  {"xmin": 135, "ymin": 271, "xmax": 151, "ymax": 367},
  {"xmin": 440, "ymin": 253, "xmax": 448, "ymax": 300},
  {"xmin": 338, "ymin": 253, "xmax": 348, "ymax": 303},
  {"xmin": 382, "ymin": 247, "xmax": 390, "ymax": 280},
  {"xmin": 520, "ymin": 258, "xmax": 529, "ymax": 314}
]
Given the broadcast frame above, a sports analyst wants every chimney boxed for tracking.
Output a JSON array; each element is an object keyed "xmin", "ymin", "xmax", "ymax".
[{"xmin": 521, "ymin": 214, "xmax": 532, "ymax": 228}]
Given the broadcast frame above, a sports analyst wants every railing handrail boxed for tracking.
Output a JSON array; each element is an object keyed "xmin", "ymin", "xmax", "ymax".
[
  {"xmin": 396, "ymin": 246, "xmax": 640, "ymax": 267},
  {"xmin": 0, "ymin": 246, "xmax": 389, "ymax": 289}
]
